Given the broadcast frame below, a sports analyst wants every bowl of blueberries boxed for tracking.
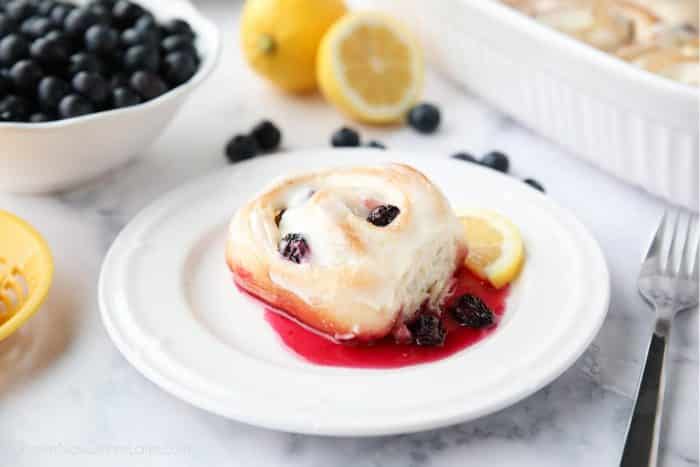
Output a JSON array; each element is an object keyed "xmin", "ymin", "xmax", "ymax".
[{"xmin": 0, "ymin": 0, "xmax": 220, "ymax": 193}]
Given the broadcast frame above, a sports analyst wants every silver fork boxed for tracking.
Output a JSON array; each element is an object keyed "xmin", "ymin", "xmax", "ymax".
[{"xmin": 620, "ymin": 210, "xmax": 699, "ymax": 467}]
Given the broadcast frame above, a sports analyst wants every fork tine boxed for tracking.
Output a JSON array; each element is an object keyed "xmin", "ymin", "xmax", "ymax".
[
  {"xmin": 665, "ymin": 210, "xmax": 682, "ymax": 275},
  {"xmin": 646, "ymin": 211, "xmax": 668, "ymax": 272},
  {"xmin": 679, "ymin": 214, "xmax": 697, "ymax": 278}
]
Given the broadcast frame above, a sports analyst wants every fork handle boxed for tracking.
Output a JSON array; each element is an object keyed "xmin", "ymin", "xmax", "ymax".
[{"xmin": 620, "ymin": 327, "xmax": 669, "ymax": 467}]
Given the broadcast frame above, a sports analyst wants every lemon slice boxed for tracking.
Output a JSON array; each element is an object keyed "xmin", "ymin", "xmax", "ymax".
[
  {"xmin": 457, "ymin": 209, "xmax": 525, "ymax": 289},
  {"xmin": 317, "ymin": 12, "xmax": 423, "ymax": 124}
]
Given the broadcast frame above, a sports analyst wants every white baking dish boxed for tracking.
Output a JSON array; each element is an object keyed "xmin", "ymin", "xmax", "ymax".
[{"xmin": 362, "ymin": 0, "xmax": 699, "ymax": 210}]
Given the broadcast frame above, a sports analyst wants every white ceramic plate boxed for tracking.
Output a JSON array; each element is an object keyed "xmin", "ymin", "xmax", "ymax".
[{"xmin": 99, "ymin": 149, "xmax": 610, "ymax": 436}]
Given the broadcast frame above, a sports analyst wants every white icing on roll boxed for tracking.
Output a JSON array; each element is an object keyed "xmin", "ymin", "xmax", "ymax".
[{"xmin": 226, "ymin": 163, "xmax": 465, "ymax": 341}]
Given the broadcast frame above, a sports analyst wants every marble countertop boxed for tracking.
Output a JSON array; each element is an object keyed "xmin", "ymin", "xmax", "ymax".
[{"xmin": 0, "ymin": 1, "xmax": 697, "ymax": 466}]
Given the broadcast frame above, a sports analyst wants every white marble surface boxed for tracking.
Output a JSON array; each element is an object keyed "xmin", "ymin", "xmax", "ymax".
[{"xmin": 0, "ymin": 1, "xmax": 697, "ymax": 466}]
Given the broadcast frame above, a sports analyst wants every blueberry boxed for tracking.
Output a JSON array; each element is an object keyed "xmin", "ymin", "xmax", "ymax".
[
  {"xmin": 162, "ymin": 50, "xmax": 196, "ymax": 85},
  {"xmin": 5, "ymin": 1, "xmax": 36, "ymax": 23},
  {"xmin": 225, "ymin": 134, "xmax": 258, "ymax": 163},
  {"xmin": 9, "ymin": 59, "xmax": 42, "ymax": 92},
  {"xmin": 408, "ymin": 313, "xmax": 446, "ymax": 346},
  {"xmin": 111, "ymin": 86, "xmax": 140, "ymax": 108},
  {"xmin": 366, "ymin": 140, "xmax": 386, "ymax": 149},
  {"xmin": 331, "ymin": 126, "xmax": 360, "ymax": 147},
  {"xmin": 129, "ymin": 70, "xmax": 167, "ymax": 100},
  {"xmin": 480, "ymin": 151, "xmax": 510, "ymax": 173},
  {"xmin": 0, "ymin": 34, "xmax": 29, "ymax": 65},
  {"xmin": 87, "ymin": 4, "xmax": 111, "ymax": 25},
  {"xmin": 161, "ymin": 34, "xmax": 195, "ymax": 54},
  {"xmin": 29, "ymin": 111, "xmax": 55, "ymax": 122},
  {"xmin": 108, "ymin": 71, "xmax": 128, "ymax": 89},
  {"xmin": 36, "ymin": 0, "xmax": 56, "ymax": 16},
  {"xmin": 20, "ymin": 16, "xmax": 53, "ymax": 38},
  {"xmin": 133, "ymin": 14, "xmax": 156, "ymax": 32},
  {"xmin": 523, "ymin": 178, "xmax": 545, "ymax": 193},
  {"xmin": 68, "ymin": 52, "xmax": 104, "ymax": 75},
  {"xmin": 30, "ymin": 36, "xmax": 69, "ymax": 64},
  {"xmin": 38, "ymin": 75, "xmax": 69, "ymax": 109},
  {"xmin": 451, "ymin": 152, "xmax": 477, "ymax": 163},
  {"xmin": 450, "ymin": 294, "xmax": 494, "ymax": 328},
  {"xmin": 0, "ymin": 94, "xmax": 30, "ymax": 121},
  {"xmin": 85, "ymin": 24, "xmax": 118, "ymax": 54},
  {"xmin": 49, "ymin": 3, "xmax": 73, "ymax": 27},
  {"xmin": 0, "ymin": 73, "xmax": 10, "ymax": 94},
  {"xmin": 58, "ymin": 93, "xmax": 93, "ymax": 118},
  {"xmin": 112, "ymin": 1, "xmax": 143, "ymax": 28},
  {"xmin": 72, "ymin": 71, "xmax": 108, "ymax": 103},
  {"xmin": 64, "ymin": 8, "xmax": 99, "ymax": 37},
  {"xmin": 120, "ymin": 26, "xmax": 159, "ymax": 47},
  {"xmin": 123, "ymin": 44, "xmax": 159, "ymax": 71},
  {"xmin": 0, "ymin": 14, "xmax": 18, "ymax": 35},
  {"xmin": 161, "ymin": 18, "xmax": 194, "ymax": 38},
  {"xmin": 250, "ymin": 119, "xmax": 281, "ymax": 152},
  {"xmin": 367, "ymin": 204, "xmax": 400, "ymax": 227},
  {"xmin": 407, "ymin": 103, "xmax": 440, "ymax": 134},
  {"xmin": 278, "ymin": 233, "xmax": 310, "ymax": 264}
]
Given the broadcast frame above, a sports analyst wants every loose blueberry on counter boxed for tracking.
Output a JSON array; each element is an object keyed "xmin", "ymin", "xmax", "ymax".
[
  {"xmin": 331, "ymin": 126, "xmax": 360, "ymax": 147},
  {"xmin": 85, "ymin": 24, "xmax": 118, "ymax": 54},
  {"xmin": 72, "ymin": 71, "xmax": 108, "ymax": 103},
  {"xmin": 450, "ymin": 294, "xmax": 494, "ymax": 328},
  {"xmin": 407, "ymin": 102, "xmax": 440, "ymax": 134},
  {"xmin": 225, "ymin": 134, "xmax": 258, "ymax": 163},
  {"xmin": 480, "ymin": 151, "xmax": 510, "ymax": 173},
  {"xmin": 278, "ymin": 233, "xmax": 309, "ymax": 264},
  {"xmin": 251, "ymin": 119, "xmax": 281, "ymax": 152},
  {"xmin": 38, "ymin": 76, "xmax": 70, "ymax": 109},
  {"xmin": 0, "ymin": 34, "xmax": 29, "ymax": 65},
  {"xmin": 451, "ymin": 152, "xmax": 477, "ymax": 163},
  {"xmin": 58, "ymin": 93, "xmax": 93, "ymax": 118},
  {"xmin": 408, "ymin": 313, "xmax": 446, "ymax": 346},
  {"xmin": 523, "ymin": 178, "xmax": 545, "ymax": 193},
  {"xmin": 367, "ymin": 204, "xmax": 400, "ymax": 227},
  {"xmin": 367, "ymin": 140, "xmax": 386, "ymax": 149},
  {"xmin": 9, "ymin": 59, "xmax": 42, "ymax": 91},
  {"xmin": 129, "ymin": 70, "xmax": 167, "ymax": 99},
  {"xmin": 111, "ymin": 86, "xmax": 140, "ymax": 108}
]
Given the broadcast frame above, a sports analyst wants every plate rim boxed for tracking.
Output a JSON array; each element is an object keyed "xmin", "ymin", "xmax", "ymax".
[{"xmin": 99, "ymin": 149, "xmax": 611, "ymax": 436}]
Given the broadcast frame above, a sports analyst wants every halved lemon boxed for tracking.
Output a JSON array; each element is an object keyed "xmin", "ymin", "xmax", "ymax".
[
  {"xmin": 317, "ymin": 12, "xmax": 423, "ymax": 124},
  {"xmin": 457, "ymin": 209, "xmax": 525, "ymax": 289}
]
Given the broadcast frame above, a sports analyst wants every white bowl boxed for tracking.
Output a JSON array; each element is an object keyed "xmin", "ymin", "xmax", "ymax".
[
  {"xmin": 0, "ymin": 0, "xmax": 220, "ymax": 194},
  {"xmin": 359, "ymin": 0, "xmax": 699, "ymax": 211}
]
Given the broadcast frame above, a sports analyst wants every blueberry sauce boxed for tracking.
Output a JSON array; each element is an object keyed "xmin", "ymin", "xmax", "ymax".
[{"xmin": 248, "ymin": 267, "xmax": 510, "ymax": 369}]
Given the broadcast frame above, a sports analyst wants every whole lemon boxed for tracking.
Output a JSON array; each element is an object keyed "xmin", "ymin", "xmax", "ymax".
[{"xmin": 240, "ymin": 0, "xmax": 347, "ymax": 93}]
